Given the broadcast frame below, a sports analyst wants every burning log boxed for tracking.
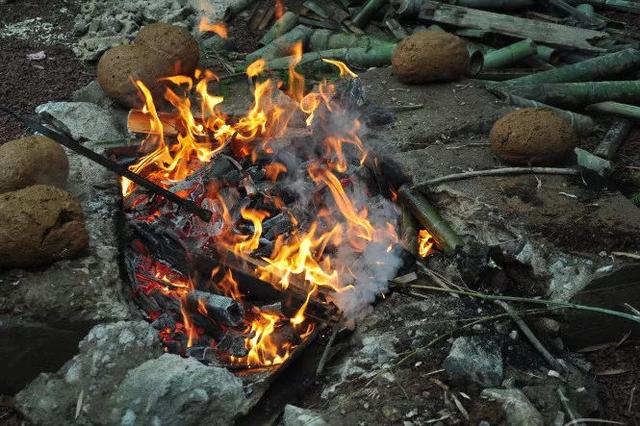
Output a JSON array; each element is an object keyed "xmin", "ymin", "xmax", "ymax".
[
  {"xmin": 186, "ymin": 290, "xmax": 244, "ymax": 327},
  {"xmin": 398, "ymin": 185, "xmax": 463, "ymax": 254}
]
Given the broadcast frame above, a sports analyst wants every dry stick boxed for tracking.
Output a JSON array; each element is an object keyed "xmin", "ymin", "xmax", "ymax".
[
  {"xmin": 404, "ymin": 283, "xmax": 640, "ymax": 325},
  {"xmin": 558, "ymin": 388, "xmax": 579, "ymax": 425},
  {"xmin": 419, "ymin": 167, "xmax": 579, "ymax": 187},
  {"xmin": 495, "ymin": 300, "xmax": 564, "ymax": 372},
  {"xmin": 316, "ymin": 318, "xmax": 342, "ymax": 376}
]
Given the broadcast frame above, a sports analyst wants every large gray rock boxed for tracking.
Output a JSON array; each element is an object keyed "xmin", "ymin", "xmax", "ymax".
[
  {"xmin": 0, "ymin": 143, "xmax": 132, "ymax": 394},
  {"xmin": 105, "ymin": 353, "xmax": 246, "ymax": 426},
  {"xmin": 16, "ymin": 321, "xmax": 163, "ymax": 425},
  {"xmin": 35, "ymin": 102, "xmax": 123, "ymax": 142},
  {"xmin": 283, "ymin": 404, "xmax": 327, "ymax": 426},
  {"xmin": 481, "ymin": 388, "xmax": 544, "ymax": 426},
  {"xmin": 443, "ymin": 336, "xmax": 503, "ymax": 388}
]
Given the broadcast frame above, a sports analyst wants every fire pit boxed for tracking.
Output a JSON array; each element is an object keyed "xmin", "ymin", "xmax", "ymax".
[{"xmin": 114, "ymin": 48, "xmax": 416, "ymax": 390}]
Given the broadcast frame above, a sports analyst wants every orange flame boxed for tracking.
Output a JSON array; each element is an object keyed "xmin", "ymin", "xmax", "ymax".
[
  {"xmin": 418, "ymin": 229, "xmax": 435, "ymax": 257},
  {"xmin": 246, "ymin": 59, "xmax": 267, "ymax": 78},
  {"xmin": 322, "ymin": 58, "xmax": 358, "ymax": 78},
  {"xmin": 199, "ymin": 18, "xmax": 228, "ymax": 38},
  {"xmin": 264, "ymin": 162, "xmax": 287, "ymax": 181}
]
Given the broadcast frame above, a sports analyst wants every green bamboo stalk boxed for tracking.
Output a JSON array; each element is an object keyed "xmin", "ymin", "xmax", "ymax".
[
  {"xmin": 506, "ymin": 80, "xmax": 640, "ymax": 108},
  {"xmin": 263, "ymin": 44, "xmax": 395, "ymax": 70},
  {"xmin": 246, "ymin": 25, "xmax": 314, "ymax": 63},
  {"xmin": 353, "ymin": 0, "xmax": 389, "ymax": 27},
  {"xmin": 536, "ymin": 45, "xmax": 561, "ymax": 65},
  {"xmin": 575, "ymin": 147, "xmax": 613, "ymax": 177},
  {"xmin": 494, "ymin": 48, "xmax": 640, "ymax": 90},
  {"xmin": 466, "ymin": 47, "xmax": 484, "ymax": 76},
  {"xmin": 593, "ymin": 118, "xmax": 632, "ymax": 159},
  {"xmin": 401, "ymin": 205, "xmax": 419, "ymax": 255},
  {"xmin": 483, "ymin": 39, "xmax": 537, "ymax": 70},
  {"xmin": 571, "ymin": 0, "xmax": 640, "ymax": 14},
  {"xmin": 576, "ymin": 3, "xmax": 596, "ymax": 15},
  {"xmin": 496, "ymin": 92, "xmax": 594, "ymax": 136},
  {"xmin": 586, "ymin": 101, "xmax": 640, "ymax": 120},
  {"xmin": 398, "ymin": 185, "xmax": 463, "ymax": 253},
  {"xmin": 405, "ymin": 283, "xmax": 640, "ymax": 325},
  {"xmin": 452, "ymin": 0, "xmax": 535, "ymax": 8},
  {"xmin": 259, "ymin": 11, "xmax": 299, "ymax": 46},
  {"xmin": 309, "ymin": 30, "xmax": 394, "ymax": 51}
]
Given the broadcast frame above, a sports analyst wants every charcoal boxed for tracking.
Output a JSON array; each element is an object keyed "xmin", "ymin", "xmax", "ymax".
[
  {"xmin": 186, "ymin": 346, "xmax": 221, "ymax": 366},
  {"xmin": 151, "ymin": 313, "xmax": 177, "ymax": 330},
  {"xmin": 223, "ymin": 169, "xmax": 244, "ymax": 186},
  {"xmin": 186, "ymin": 290, "xmax": 244, "ymax": 327},
  {"xmin": 241, "ymin": 175, "xmax": 257, "ymax": 197},
  {"xmin": 263, "ymin": 214, "xmax": 292, "ymax": 240},
  {"xmin": 134, "ymin": 291, "xmax": 162, "ymax": 315},
  {"xmin": 216, "ymin": 330, "xmax": 249, "ymax": 357},
  {"xmin": 246, "ymin": 166, "xmax": 266, "ymax": 182}
]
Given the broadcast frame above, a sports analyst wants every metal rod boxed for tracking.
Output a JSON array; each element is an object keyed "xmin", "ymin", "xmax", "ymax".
[{"xmin": 0, "ymin": 106, "xmax": 213, "ymax": 222}]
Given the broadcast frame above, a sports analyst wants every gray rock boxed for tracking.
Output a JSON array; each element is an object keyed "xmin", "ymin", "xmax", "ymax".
[
  {"xmin": 443, "ymin": 336, "xmax": 503, "ymax": 388},
  {"xmin": 71, "ymin": 0, "xmax": 240, "ymax": 61},
  {"xmin": 71, "ymin": 80, "xmax": 114, "ymax": 109},
  {"xmin": 105, "ymin": 353, "xmax": 246, "ymax": 426},
  {"xmin": 283, "ymin": 404, "xmax": 327, "ymax": 426},
  {"xmin": 0, "ymin": 143, "xmax": 132, "ymax": 394},
  {"xmin": 16, "ymin": 321, "xmax": 163, "ymax": 426},
  {"xmin": 481, "ymin": 388, "xmax": 544, "ymax": 426},
  {"xmin": 35, "ymin": 101, "xmax": 124, "ymax": 142}
]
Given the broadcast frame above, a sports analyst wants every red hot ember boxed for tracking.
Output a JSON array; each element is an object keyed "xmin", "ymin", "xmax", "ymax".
[{"xmin": 122, "ymin": 45, "xmax": 409, "ymax": 370}]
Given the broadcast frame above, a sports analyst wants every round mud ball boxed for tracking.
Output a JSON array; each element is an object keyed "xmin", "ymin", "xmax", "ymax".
[
  {"xmin": 0, "ymin": 135, "xmax": 69, "ymax": 194},
  {"xmin": 392, "ymin": 31, "xmax": 469, "ymax": 83},
  {"xmin": 490, "ymin": 108, "xmax": 578, "ymax": 166},
  {"xmin": 134, "ymin": 22, "xmax": 200, "ymax": 73},
  {"xmin": 97, "ymin": 23, "xmax": 199, "ymax": 108},
  {"xmin": 0, "ymin": 185, "xmax": 89, "ymax": 269}
]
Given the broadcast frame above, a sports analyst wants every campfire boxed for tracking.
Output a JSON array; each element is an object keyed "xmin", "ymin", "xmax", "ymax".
[{"xmin": 119, "ymin": 43, "xmax": 422, "ymax": 371}]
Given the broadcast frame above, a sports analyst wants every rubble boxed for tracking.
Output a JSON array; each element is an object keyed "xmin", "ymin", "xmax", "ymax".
[
  {"xmin": 107, "ymin": 353, "xmax": 246, "ymax": 426},
  {"xmin": 443, "ymin": 336, "xmax": 504, "ymax": 389},
  {"xmin": 0, "ymin": 135, "xmax": 69, "ymax": 194},
  {"xmin": 15, "ymin": 321, "xmax": 164, "ymax": 426},
  {"xmin": 283, "ymin": 404, "xmax": 327, "ymax": 426},
  {"xmin": 35, "ymin": 102, "xmax": 123, "ymax": 142},
  {"xmin": 481, "ymin": 388, "xmax": 544, "ymax": 426}
]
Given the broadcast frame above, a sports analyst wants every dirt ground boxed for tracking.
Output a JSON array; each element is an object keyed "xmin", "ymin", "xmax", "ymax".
[{"xmin": 1, "ymin": 1, "xmax": 639, "ymax": 425}]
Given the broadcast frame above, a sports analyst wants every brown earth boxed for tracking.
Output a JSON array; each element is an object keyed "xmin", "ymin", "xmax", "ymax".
[
  {"xmin": 490, "ymin": 108, "xmax": 577, "ymax": 165},
  {"xmin": 0, "ymin": 135, "xmax": 69, "ymax": 194},
  {"xmin": 392, "ymin": 31, "xmax": 469, "ymax": 83},
  {"xmin": 0, "ymin": 185, "xmax": 89, "ymax": 269}
]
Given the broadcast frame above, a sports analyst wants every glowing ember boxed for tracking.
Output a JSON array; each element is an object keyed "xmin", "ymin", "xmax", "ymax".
[
  {"xmin": 199, "ymin": 17, "xmax": 228, "ymax": 38},
  {"xmin": 122, "ymin": 55, "xmax": 405, "ymax": 369},
  {"xmin": 418, "ymin": 229, "xmax": 435, "ymax": 258}
]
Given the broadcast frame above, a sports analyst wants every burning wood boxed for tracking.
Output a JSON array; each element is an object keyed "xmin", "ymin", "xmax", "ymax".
[{"xmin": 118, "ymin": 49, "xmax": 415, "ymax": 372}]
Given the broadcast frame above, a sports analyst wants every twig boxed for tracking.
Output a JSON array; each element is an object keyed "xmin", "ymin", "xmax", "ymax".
[
  {"xmin": 495, "ymin": 300, "xmax": 564, "ymax": 372},
  {"xmin": 384, "ymin": 103, "xmax": 425, "ymax": 112},
  {"xmin": 445, "ymin": 143, "xmax": 490, "ymax": 150},
  {"xmin": 612, "ymin": 251, "xmax": 640, "ymax": 260},
  {"xmin": 420, "ymin": 167, "xmax": 579, "ymax": 187},
  {"xmin": 564, "ymin": 419, "xmax": 625, "ymax": 426},
  {"xmin": 628, "ymin": 385, "xmax": 637, "ymax": 415},
  {"xmin": 558, "ymin": 388, "xmax": 579, "ymax": 425},
  {"xmin": 403, "ymin": 282, "xmax": 640, "ymax": 325},
  {"xmin": 316, "ymin": 319, "xmax": 342, "ymax": 376}
]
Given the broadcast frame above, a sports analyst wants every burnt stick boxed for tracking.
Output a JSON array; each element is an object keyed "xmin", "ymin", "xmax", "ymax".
[{"xmin": 0, "ymin": 106, "xmax": 213, "ymax": 222}]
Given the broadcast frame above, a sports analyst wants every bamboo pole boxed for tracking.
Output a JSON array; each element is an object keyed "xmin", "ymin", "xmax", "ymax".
[
  {"xmin": 536, "ymin": 45, "xmax": 561, "ymax": 65},
  {"xmin": 568, "ymin": 0, "xmax": 640, "ymax": 14},
  {"xmin": 586, "ymin": 101, "xmax": 640, "ymax": 120},
  {"xmin": 593, "ymin": 118, "xmax": 632, "ymax": 159},
  {"xmin": 259, "ymin": 11, "xmax": 299, "ymax": 46},
  {"xmin": 483, "ymin": 39, "xmax": 537, "ymax": 70},
  {"xmin": 398, "ymin": 185, "xmax": 463, "ymax": 253},
  {"xmin": 263, "ymin": 44, "xmax": 395, "ymax": 70},
  {"xmin": 506, "ymin": 80, "xmax": 640, "ymax": 108},
  {"xmin": 246, "ymin": 25, "xmax": 314, "ymax": 63},
  {"xmin": 353, "ymin": 0, "xmax": 389, "ymax": 27},
  {"xmin": 494, "ymin": 48, "xmax": 640, "ymax": 90}
]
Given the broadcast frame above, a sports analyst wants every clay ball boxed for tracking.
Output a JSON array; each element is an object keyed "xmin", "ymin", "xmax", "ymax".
[
  {"xmin": 392, "ymin": 31, "xmax": 469, "ymax": 83},
  {"xmin": 490, "ymin": 108, "xmax": 578, "ymax": 166},
  {"xmin": 0, "ymin": 185, "xmax": 89, "ymax": 269},
  {"xmin": 97, "ymin": 23, "xmax": 199, "ymax": 108},
  {"xmin": 0, "ymin": 135, "xmax": 69, "ymax": 194}
]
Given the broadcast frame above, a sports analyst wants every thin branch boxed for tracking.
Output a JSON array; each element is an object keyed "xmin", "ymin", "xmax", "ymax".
[
  {"xmin": 419, "ymin": 167, "xmax": 579, "ymax": 187},
  {"xmin": 495, "ymin": 300, "xmax": 564, "ymax": 372},
  {"xmin": 402, "ymin": 282, "xmax": 640, "ymax": 325}
]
